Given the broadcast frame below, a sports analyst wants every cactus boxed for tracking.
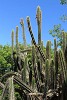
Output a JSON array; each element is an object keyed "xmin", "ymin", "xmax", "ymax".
[
  {"xmin": 50, "ymin": 59, "xmax": 54, "ymax": 89},
  {"xmin": 58, "ymin": 49, "xmax": 67, "ymax": 100},
  {"xmin": 22, "ymin": 57, "xmax": 27, "ymax": 83},
  {"xmin": 11, "ymin": 30, "xmax": 14, "ymax": 58},
  {"xmin": 43, "ymin": 59, "xmax": 49, "ymax": 99},
  {"xmin": 54, "ymin": 38, "xmax": 57, "ymax": 89},
  {"xmin": 54, "ymin": 50, "xmax": 59, "ymax": 89},
  {"xmin": 16, "ymin": 26, "xmax": 19, "ymax": 56},
  {"xmin": 32, "ymin": 44, "xmax": 40, "ymax": 92},
  {"xmin": 64, "ymin": 45, "xmax": 67, "ymax": 67},
  {"xmin": 62, "ymin": 31, "xmax": 66, "ymax": 53},
  {"xmin": 1, "ymin": 6, "xmax": 67, "ymax": 100},
  {"xmin": 11, "ymin": 30, "xmax": 14, "ymax": 70},
  {"xmin": 20, "ymin": 18, "xmax": 26, "ymax": 48},
  {"xmin": 0, "ymin": 80, "xmax": 9, "ymax": 100},
  {"xmin": 58, "ymin": 49, "xmax": 66, "ymax": 82},
  {"xmin": 27, "ymin": 16, "xmax": 45, "ymax": 63},
  {"xmin": 36, "ymin": 6, "xmax": 42, "ymax": 45},
  {"xmin": 8, "ymin": 77, "xmax": 15, "ymax": 100},
  {"xmin": 46, "ymin": 40, "xmax": 51, "ymax": 61},
  {"xmin": 28, "ymin": 60, "xmax": 32, "ymax": 87}
]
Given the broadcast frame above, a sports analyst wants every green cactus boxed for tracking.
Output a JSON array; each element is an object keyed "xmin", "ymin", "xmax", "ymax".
[
  {"xmin": 54, "ymin": 50, "xmax": 59, "ymax": 89},
  {"xmin": 54, "ymin": 38, "xmax": 57, "ymax": 89},
  {"xmin": 43, "ymin": 59, "xmax": 50, "ymax": 99},
  {"xmin": 16, "ymin": 26, "xmax": 19, "ymax": 56},
  {"xmin": 62, "ymin": 31, "xmax": 66, "ymax": 53},
  {"xmin": 46, "ymin": 40, "xmax": 51, "ymax": 61},
  {"xmin": 0, "ymin": 80, "xmax": 9, "ymax": 100},
  {"xmin": 58, "ymin": 49, "xmax": 67, "ymax": 100},
  {"xmin": 23, "ymin": 57, "xmax": 27, "ymax": 83},
  {"xmin": 11, "ymin": 30, "xmax": 14, "ymax": 58},
  {"xmin": 36, "ymin": 6, "xmax": 42, "ymax": 45},
  {"xmin": 32, "ymin": 44, "xmax": 40, "ymax": 92},
  {"xmin": 27, "ymin": 16, "xmax": 45, "ymax": 63},
  {"xmin": 58, "ymin": 49, "xmax": 66, "ymax": 82},
  {"xmin": 8, "ymin": 77, "xmax": 15, "ymax": 100},
  {"xmin": 50, "ymin": 59, "xmax": 54, "ymax": 89},
  {"xmin": 28, "ymin": 60, "xmax": 32, "ymax": 87},
  {"xmin": 11, "ymin": 30, "xmax": 14, "ymax": 70},
  {"xmin": 45, "ymin": 59, "xmax": 50, "ymax": 91},
  {"xmin": 20, "ymin": 18, "xmax": 26, "ymax": 48}
]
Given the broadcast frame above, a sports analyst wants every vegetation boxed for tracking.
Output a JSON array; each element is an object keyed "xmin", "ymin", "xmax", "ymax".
[
  {"xmin": 0, "ymin": 5, "xmax": 67, "ymax": 100},
  {"xmin": 60, "ymin": 0, "xmax": 67, "ymax": 5}
]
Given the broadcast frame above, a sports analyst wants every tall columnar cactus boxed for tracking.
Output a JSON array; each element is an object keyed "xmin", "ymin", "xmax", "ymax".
[
  {"xmin": 58, "ymin": 49, "xmax": 67, "ymax": 100},
  {"xmin": 66, "ymin": 32, "xmax": 67, "ymax": 45},
  {"xmin": 23, "ymin": 57, "xmax": 27, "ymax": 83},
  {"xmin": 64, "ymin": 45, "xmax": 67, "ymax": 67},
  {"xmin": 37, "ymin": 56, "xmax": 42, "ymax": 82},
  {"xmin": 45, "ymin": 59, "xmax": 50, "ymax": 91},
  {"xmin": 54, "ymin": 38, "xmax": 57, "ymax": 49},
  {"xmin": 28, "ymin": 60, "xmax": 32, "ymax": 87},
  {"xmin": 44, "ymin": 59, "xmax": 50, "ymax": 99},
  {"xmin": 36, "ymin": 6, "xmax": 42, "ymax": 82},
  {"xmin": 32, "ymin": 44, "xmax": 40, "ymax": 92},
  {"xmin": 50, "ymin": 59, "xmax": 54, "ymax": 89},
  {"xmin": 36, "ymin": 6, "xmax": 42, "ymax": 45},
  {"xmin": 40, "ymin": 41, "xmax": 43, "ymax": 69},
  {"xmin": 16, "ymin": 26, "xmax": 19, "ymax": 55},
  {"xmin": 11, "ymin": 30, "xmax": 14, "ymax": 70},
  {"xmin": 46, "ymin": 40, "xmax": 51, "ymax": 61},
  {"xmin": 62, "ymin": 31, "xmax": 66, "ymax": 53},
  {"xmin": 0, "ymin": 80, "xmax": 9, "ymax": 100},
  {"xmin": 20, "ymin": 18, "xmax": 26, "ymax": 48},
  {"xmin": 8, "ymin": 77, "xmax": 15, "ymax": 100},
  {"xmin": 54, "ymin": 38, "xmax": 57, "ymax": 89},
  {"xmin": 54, "ymin": 50, "xmax": 59, "ymax": 89},
  {"xmin": 62, "ymin": 32, "xmax": 67, "ymax": 67},
  {"xmin": 11, "ymin": 30, "xmax": 14, "ymax": 58},
  {"xmin": 58, "ymin": 50, "xmax": 66, "ymax": 82},
  {"xmin": 27, "ymin": 16, "xmax": 45, "ymax": 63},
  {"xmin": 54, "ymin": 38, "xmax": 57, "ymax": 56}
]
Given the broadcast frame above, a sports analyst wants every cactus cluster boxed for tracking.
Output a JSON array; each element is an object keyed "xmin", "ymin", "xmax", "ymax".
[{"xmin": 0, "ymin": 6, "xmax": 67, "ymax": 100}]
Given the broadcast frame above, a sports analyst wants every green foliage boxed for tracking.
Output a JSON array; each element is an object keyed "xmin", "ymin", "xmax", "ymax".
[
  {"xmin": 60, "ymin": 0, "xmax": 67, "ymax": 5},
  {"xmin": 60, "ymin": 15, "xmax": 67, "ymax": 22},
  {"xmin": 0, "ymin": 45, "xmax": 12, "ymax": 75},
  {"xmin": 49, "ymin": 24, "xmax": 64, "ymax": 46}
]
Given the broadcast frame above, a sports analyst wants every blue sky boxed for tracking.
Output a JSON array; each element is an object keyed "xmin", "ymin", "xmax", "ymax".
[{"xmin": 0, "ymin": 0, "xmax": 67, "ymax": 46}]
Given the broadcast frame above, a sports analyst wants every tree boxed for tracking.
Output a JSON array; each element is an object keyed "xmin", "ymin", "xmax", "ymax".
[
  {"xmin": 60, "ymin": 0, "xmax": 67, "ymax": 5},
  {"xmin": 49, "ymin": 0, "xmax": 67, "ymax": 46},
  {"xmin": 0, "ymin": 45, "xmax": 12, "ymax": 75},
  {"xmin": 49, "ymin": 24, "xmax": 64, "ymax": 46},
  {"xmin": 60, "ymin": 15, "xmax": 67, "ymax": 22}
]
